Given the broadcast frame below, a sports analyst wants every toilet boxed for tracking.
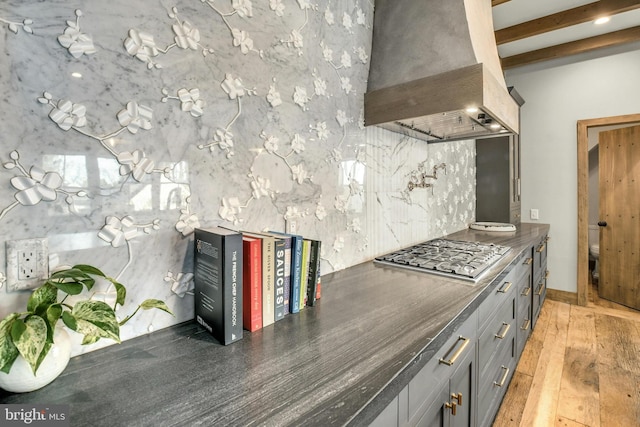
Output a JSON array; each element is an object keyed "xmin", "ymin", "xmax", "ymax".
[
  {"xmin": 588, "ymin": 224, "xmax": 600, "ymax": 283},
  {"xmin": 590, "ymin": 243, "xmax": 600, "ymax": 282}
]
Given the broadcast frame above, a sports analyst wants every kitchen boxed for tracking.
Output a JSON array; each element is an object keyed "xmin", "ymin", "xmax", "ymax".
[{"xmin": 1, "ymin": 0, "xmax": 639, "ymax": 426}]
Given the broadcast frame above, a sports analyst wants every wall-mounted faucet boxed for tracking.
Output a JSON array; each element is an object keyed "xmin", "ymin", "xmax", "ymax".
[{"xmin": 407, "ymin": 162, "xmax": 447, "ymax": 193}]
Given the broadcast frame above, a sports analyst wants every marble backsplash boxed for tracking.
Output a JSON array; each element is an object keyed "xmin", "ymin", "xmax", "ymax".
[{"xmin": 0, "ymin": 0, "xmax": 475, "ymax": 355}]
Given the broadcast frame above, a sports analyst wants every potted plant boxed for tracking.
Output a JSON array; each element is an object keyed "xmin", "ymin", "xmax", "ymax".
[{"xmin": 0, "ymin": 264, "xmax": 173, "ymax": 392}]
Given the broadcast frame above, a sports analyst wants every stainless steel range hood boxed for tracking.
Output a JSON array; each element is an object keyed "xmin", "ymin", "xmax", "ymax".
[{"xmin": 364, "ymin": 0, "xmax": 519, "ymax": 142}]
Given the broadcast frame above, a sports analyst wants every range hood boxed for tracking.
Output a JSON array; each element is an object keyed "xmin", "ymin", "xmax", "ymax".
[{"xmin": 364, "ymin": 0, "xmax": 519, "ymax": 142}]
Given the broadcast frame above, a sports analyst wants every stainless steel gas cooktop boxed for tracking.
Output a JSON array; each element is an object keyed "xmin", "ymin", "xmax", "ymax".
[{"xmin": 374, "ymin": 238, "xmax": 510, "ymax": 282}]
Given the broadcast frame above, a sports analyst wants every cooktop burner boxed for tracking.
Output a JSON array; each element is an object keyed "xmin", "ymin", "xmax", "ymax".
[{"xmin": 374, "ymin": 238, "xmax": 510, "ymax": 282}]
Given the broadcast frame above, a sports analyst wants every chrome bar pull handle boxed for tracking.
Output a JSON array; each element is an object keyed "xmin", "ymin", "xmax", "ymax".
[
  {"xmin": 495, "ymin": 322, "xmax": 511, "ymax": 339},
  {"xmin": 494, "ymin": 366, "xmax": 510, "ymax": 387}
]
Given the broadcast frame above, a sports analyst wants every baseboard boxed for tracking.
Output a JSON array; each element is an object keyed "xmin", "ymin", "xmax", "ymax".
[{"xmin": 546, "ymin": 289, "xmax": 578, "ymax": 305}]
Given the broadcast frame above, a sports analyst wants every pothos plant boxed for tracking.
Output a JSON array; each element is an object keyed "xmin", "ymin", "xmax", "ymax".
[{"xmin": 0, "ymin": 264, "xmax": 173, "ymax": 375}]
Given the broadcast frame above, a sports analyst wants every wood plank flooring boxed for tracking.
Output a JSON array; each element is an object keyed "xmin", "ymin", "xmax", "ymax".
[{"xmin": 493, "ymin": 280, "xmax": 640, "ymax": 426}]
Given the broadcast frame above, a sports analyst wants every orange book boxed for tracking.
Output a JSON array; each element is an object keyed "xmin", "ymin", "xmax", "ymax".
[{"xmin": 242, "ymin": 236, "xmax": 262, "ymax": 331}]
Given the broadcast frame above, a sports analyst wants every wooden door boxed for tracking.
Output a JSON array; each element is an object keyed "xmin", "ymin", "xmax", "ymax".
[{"xmin": 598, "ymin": 125, "xmax": 640, "ymax": 309}]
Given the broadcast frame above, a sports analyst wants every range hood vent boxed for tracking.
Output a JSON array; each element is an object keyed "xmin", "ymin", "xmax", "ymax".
[{"xmin": 365, "ymin": 0, "xmax": 519, "ymax": 143}]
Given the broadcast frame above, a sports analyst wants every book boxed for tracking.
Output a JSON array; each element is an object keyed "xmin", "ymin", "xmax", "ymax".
[
  {"xmin": 193, "ymin": 227, "xmax": 243, "ymax": 345},
  {"xmin": 271, "ymin": 232, "xmax": 303, "ymax": 314},
  {"xmin": 299, "ymin": 239, "xmax": 311, "ymax": 310},
  {"xmin": 306, "ymin": 239, "xmax": 321, "ymax": 307},
  {"xmin": 242, "ymin": 236, "xmax": 262, "ymax": 332},
  {"xmin": 277, "ymin": 234, "xmax": 292, "ymax": 315},
  {"xmin": 315, "ymin": 264, "xmax": 321, "ymax": 301},
  {"xmin": 242, "ymin": 231, "xmax": 275, "ymax": 327},
  {"xmin": 272, "ymin": 237, "xmax": 287, "ymax": 321}
]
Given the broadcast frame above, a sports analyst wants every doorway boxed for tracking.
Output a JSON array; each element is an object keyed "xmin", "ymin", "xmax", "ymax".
[{"xmin": 577, "ymin": 114, "xmax": 640, "ymax": 306}]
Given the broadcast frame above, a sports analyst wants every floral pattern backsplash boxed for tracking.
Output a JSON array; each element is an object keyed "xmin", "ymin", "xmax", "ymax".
[{"xmin": 0, "ymin": 0, "xmax": 475, "ymax": 355}]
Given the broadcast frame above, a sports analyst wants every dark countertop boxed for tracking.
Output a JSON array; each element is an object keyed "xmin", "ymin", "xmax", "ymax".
[{"xmin": 0, "ymin": 223, "xmax": 550, "ymax": 427}]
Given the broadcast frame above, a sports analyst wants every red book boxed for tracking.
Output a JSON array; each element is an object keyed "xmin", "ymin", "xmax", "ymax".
[{"xmin": 242, "ymin": 236, "xmax": 262, "ymax": 331}]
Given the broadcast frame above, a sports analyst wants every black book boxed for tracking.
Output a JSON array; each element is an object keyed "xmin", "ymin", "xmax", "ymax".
[
  {"xmin": 306, "ymin": 239, "xmax": 321, "ymax": 307},
  {"xmin": 194, "ymin": 227, "xmax": 243, "ymax": 345}
]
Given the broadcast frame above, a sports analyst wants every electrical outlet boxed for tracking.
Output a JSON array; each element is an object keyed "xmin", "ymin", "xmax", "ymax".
[
  {"xmin": 285, "ymin": 219, "xmax": 298, "ymax": 234},
  {"xmin": 6, "ymin": 238, "xmax": 49, "ymax": 292},
  {"xmin": 530, "ymin": 209, "xmax": 539, "ymax": 220}
]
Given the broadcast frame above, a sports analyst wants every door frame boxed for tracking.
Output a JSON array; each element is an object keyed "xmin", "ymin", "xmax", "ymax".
[{"xmin": 576, "ymin": 113, "xmax": 640, "ymax": 306}]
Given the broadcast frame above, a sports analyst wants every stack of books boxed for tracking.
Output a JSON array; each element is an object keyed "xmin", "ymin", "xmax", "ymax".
[{"xmin": 193, "ymin": 227, "xmax": 322, "ymax": 345}]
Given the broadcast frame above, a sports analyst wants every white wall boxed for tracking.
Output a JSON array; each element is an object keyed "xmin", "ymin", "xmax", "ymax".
[{"xmin": 505, "ymin": 48, "xmax": 640, "ymax": 292}]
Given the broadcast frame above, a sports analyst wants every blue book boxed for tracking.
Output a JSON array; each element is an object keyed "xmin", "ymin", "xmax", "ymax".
[{"xmin": 270, "ymin": 231, "xmax": 303, "ymax": 314}]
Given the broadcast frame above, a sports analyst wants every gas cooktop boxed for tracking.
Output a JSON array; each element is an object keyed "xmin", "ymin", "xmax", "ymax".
[{"xmin": 374, "ymin": 238, "xmax": 510, "ymax": 282}]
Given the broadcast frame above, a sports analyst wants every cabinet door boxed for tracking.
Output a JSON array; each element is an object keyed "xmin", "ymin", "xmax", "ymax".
[
  {"xmin": 415, "ymin": 339, "xmax": 476, "ymax": 427},
  {"xmin": 415, "ymin": 385, "xmax": 449, "ymax": 427},
  {"xmin": 449, "ymin": 339, "xmax": 476, "ymax": 427}
]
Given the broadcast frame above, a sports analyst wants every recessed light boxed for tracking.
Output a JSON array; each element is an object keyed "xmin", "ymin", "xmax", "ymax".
[
  {"xmin": 466, "ymin": 107, "xmax": 479, "ymax": 114},
  {"xmin": 594, "ymin": 16, "xmax": 610, "ymax": 25}
]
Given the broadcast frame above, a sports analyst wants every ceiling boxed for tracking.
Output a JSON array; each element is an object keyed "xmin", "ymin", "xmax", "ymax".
[{"xmin": 491, "ymin": 0, "xmax": 640, "ymax": 70}]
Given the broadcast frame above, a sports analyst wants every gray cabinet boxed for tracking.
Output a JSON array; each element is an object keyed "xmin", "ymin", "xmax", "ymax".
[
  {"xmin": 532, "ymin": 235, "xmax": 549, "ymax": 330},
  {"xmin": 476, "ymin": 135, "xmax": 521, "ymax": 225},
  {"xmin": 413, "ymin": 340, "xmax": 476, "ymax": 427},
  {"xmin": 476, "ymin": 273, "xmax": 517, "ymax": 427},
  {"xmin": 515, "ymin": 252, "xmax": 533, "ymax": 358},
  {"xmin": 408, "ymin": 314, "xmax": 477, "ymax": 427},
  {"xmin": 370, "ymin": 232, "xmax": 550, "ymax": 427}
]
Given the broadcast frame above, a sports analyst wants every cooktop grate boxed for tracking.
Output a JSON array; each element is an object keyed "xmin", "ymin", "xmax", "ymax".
[{"xmin": 374, "ymin": 238, "xmax": 510, "ymax": 282}]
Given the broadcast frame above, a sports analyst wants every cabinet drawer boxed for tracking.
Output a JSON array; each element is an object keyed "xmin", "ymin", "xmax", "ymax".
[
  {"xmin": 478, "ymin": 272, "xmax": 516, "ymax": 331},
  {"xmin": 533, "ymin": 235, "xmax": 548, "ymax": 278},
  {"xmin": 516, "ymin": 288, "xmax": 531, "ymax": 357},
  {"xmin": 532, "ymin": 274, "xmax": 547, "ymax": 329},
  {"xmin": 478, "ymin": 294, "xmax": 515, "ymax": 376},
  {"xmin": 477, "ymin": 336, "xmax": 516, "ymax": 427},
  {"xmin": 407, "ymin": 314, "xmax": 476, "ymax": 422}
]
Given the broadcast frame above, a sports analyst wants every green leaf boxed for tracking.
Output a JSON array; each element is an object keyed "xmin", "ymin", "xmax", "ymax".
[
  {"xmin": 72, "ymin": 300, "xmax": 120, "ymax": 343},
  {"xmin": 49, "ymin": 280, "xmax": 84, "ymax": 295},
  {"xmin": 50, "ymin": 268, "xmax": 90, "ymax": 280},
  {"xmin": 79, "ymin": 277, "xmax": 95, "ymax": 291},
  {"xmin": 14, "ymin": 315, "xmax": 48, "ymax": 374},
  {"xmin": 111, "ymin": 280, "xmax": 126, "ymax": 307},
  {"xmin": 140, "ymin": 299, "xmax": 174, "ymax": 316},
  {"xmin": 61, "ymin": 311, "xmax": 77, "ymax": 331},
  {"xmin": 81, "ymin": 335, "xmax": 101, "ymax": 345},
  {"xmin": 73, "ymin": 264, "xmax": 106, "ymax": 277},
  {"xmin": 0, "ymin": 314, "xmax": 20, "ymax": 373},
  {"xmin": 34, "ymin": 342, "xmax": 52, "ymax": 373},
  {"xmin": 27, "ymin": 282, "xmax": 58, "ymax": 313},
  {"xmin": 10, "ymin": 318, "xmax": 26, "ymax": 343},
  {"xmin": 46, "ymin": 304, "xmax": 63, "ymax": 327}
]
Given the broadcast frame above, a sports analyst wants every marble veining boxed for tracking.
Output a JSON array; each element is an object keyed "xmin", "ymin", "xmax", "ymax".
[{"xmin": 0, "ymin": 0, "xmax": 476, "ymax": 356}]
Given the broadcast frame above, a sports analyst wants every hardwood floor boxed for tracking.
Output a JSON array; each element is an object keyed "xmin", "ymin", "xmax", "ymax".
[{"xmin": 493, "ymin": 278, "xmax": 640, "ymax": 426}]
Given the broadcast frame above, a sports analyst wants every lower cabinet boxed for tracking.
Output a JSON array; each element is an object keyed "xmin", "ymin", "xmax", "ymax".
[
  {"xmin": 415, "ymin": 336, "xmax": 477, "ymax": 427},
  {"xmin": 369, "ymin": 234, "xmax": 550, "ymax": 427}
]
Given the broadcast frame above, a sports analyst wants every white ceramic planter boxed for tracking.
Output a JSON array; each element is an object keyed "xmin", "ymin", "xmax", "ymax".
[{"xmin": 0, "ymin": 326, "xmax": 72, "ymax": 393}]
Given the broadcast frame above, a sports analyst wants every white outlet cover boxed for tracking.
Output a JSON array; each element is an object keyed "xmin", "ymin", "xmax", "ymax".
[{"xmin": 5, "ymin": 238, "xmax": 49, "ymax": 292}]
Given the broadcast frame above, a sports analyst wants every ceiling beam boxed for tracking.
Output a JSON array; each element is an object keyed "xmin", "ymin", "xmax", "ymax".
[
  {"xmin": 492, "ymin": 0, "xmax": 511, "ymax": 6},
  {"xmin": 501, "ymin": 25, "xmax": 640, "ymax": 69},
  {"xmin": 495, "ymin": 0, "xmax": 640, "ymax": 45}
]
